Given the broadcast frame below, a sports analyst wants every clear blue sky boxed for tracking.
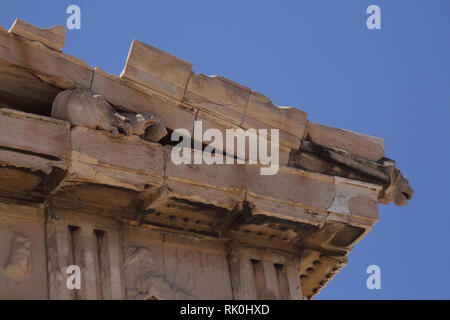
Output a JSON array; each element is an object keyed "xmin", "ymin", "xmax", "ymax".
[{"xmin": 1, "ymin": 0, "xmax": 449, "ymax": 299}]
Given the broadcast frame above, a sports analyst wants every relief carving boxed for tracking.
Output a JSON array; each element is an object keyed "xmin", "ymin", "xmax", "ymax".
[
  {"xmin": 5, "ymin": 233, "xmax": 31, "ymax": 278},
  {"xmin": 123, "ymin": 246, "xmax": 195, "ymax": 300}
]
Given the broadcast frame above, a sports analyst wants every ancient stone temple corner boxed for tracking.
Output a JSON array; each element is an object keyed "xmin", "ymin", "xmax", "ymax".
[{"xmin": 0, "ymin": 19, "xmax": 413, "ymax": 300}]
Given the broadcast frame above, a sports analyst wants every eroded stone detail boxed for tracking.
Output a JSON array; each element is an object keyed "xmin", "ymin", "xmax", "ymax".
[
  {"xmin": 123, "ymin": 246, "xmax": 195, "ymax": 300},
  {"xmin": 378, "ymin": 167, "xmax": 414, "ymax": 206},
  {"xmin": 52, "ymin": 87, "xmax": 167, "ymax": 141},
  {"xmin": 5, "ymin": 233, "xmax": 31, "ymax": 278},
  {"xmin": 291, "ymin": 141, "xmax": 414, "ymax": 207}
]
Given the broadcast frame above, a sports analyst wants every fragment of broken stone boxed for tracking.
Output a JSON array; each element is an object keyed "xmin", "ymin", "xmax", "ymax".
[
  {"xmin": 51, "ymin": 87, "xmax": 167, "ymax": 142},
  {"xmin": 9, "ymin": 18, "xmax": 66, "ymax": 51}
]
